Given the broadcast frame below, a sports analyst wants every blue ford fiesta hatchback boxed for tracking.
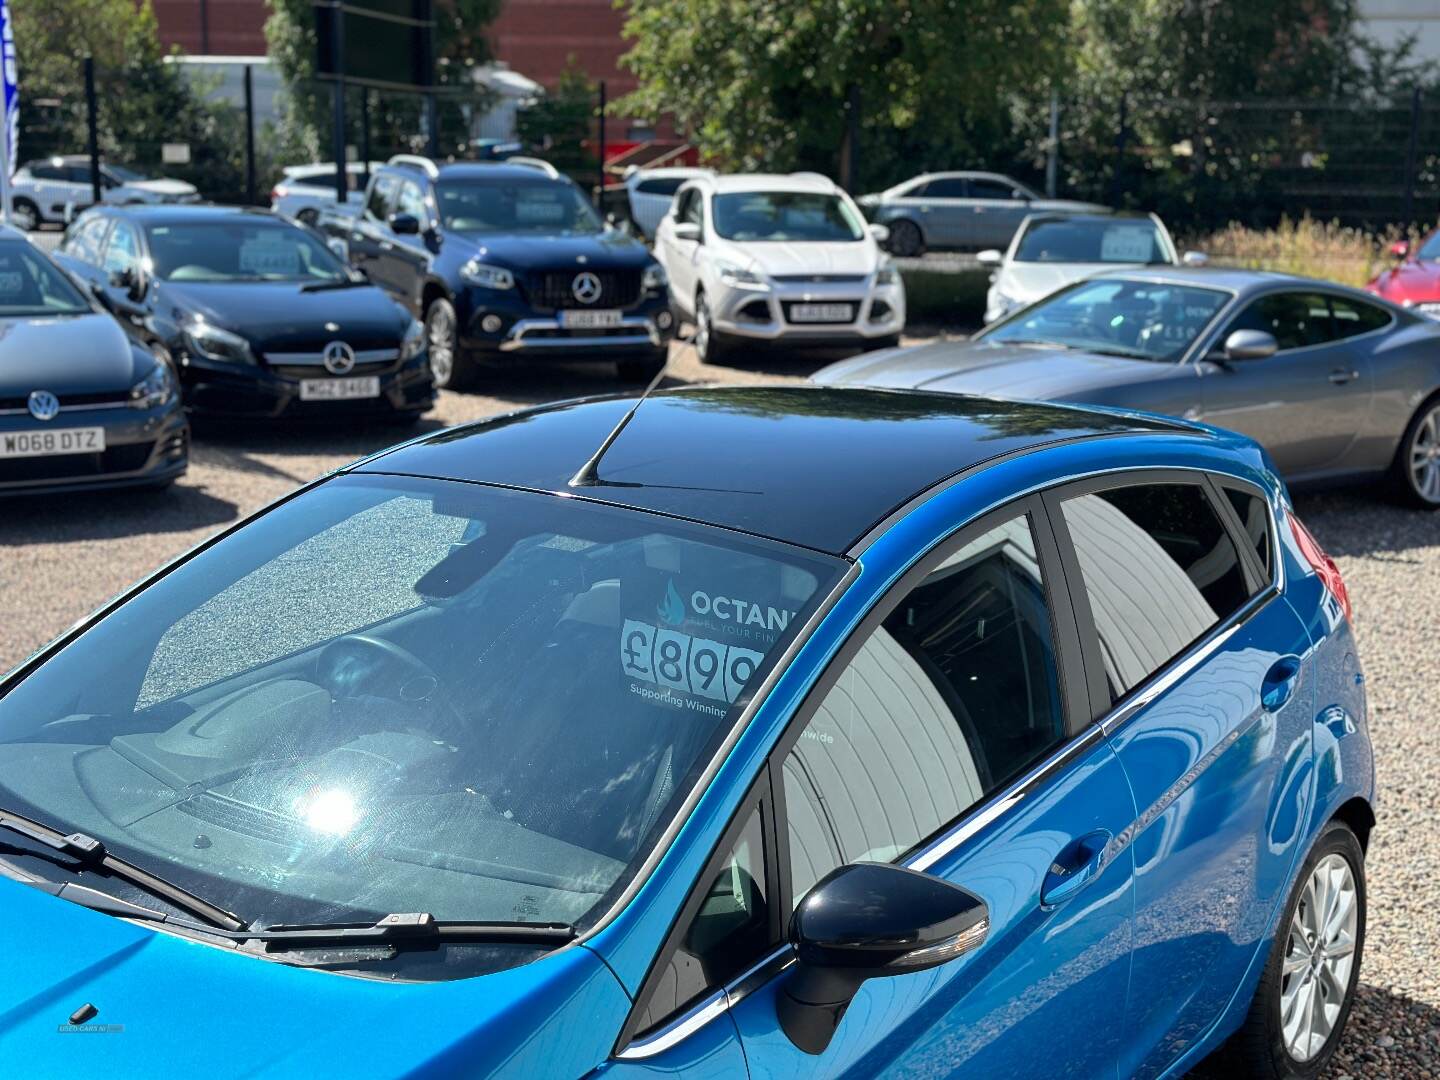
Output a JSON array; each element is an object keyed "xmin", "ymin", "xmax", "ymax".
[{"xmin": 0, "ymin": 387, "xmax": 1372, "ymax": 1078}]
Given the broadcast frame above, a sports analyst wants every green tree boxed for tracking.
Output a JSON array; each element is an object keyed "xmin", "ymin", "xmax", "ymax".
[
  {"xmin": 13, "ymin": 0, "xmax": 245, "ymax": 196},
  {"xmin": 264, "ymin": 0, "xmax": 503, "ymax": 161},
  {"xmin": 615, "ymin": 0, "xmax": 1069, "ymax": 189},
  {"xmin": 516, "ymin": 62, "xmax": 599, "ymax": 185}
]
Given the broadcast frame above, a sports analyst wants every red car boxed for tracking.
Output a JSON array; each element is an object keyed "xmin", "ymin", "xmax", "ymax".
[{"xmin": 1367, "ymin": 231, "xmax": 1440, "ymax": 318}]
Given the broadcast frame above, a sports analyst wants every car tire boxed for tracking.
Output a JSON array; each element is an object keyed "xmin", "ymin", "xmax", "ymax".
[
  {"xmin": 617, "ymin": 351, "xmax": 667, "ymax": 383},
  {"xmin": 886, "ymin": 219, "xmax": 925, "ymax": 258},
  {"xmin": 424, "ymin": 296, "xmax": 465, "ymax": 391},
  {"xmin": 1391, "ymin": 393, "xmax": 1440, "ymax": 509},
  {"xmin": 693, "ymin": 292, "xmax": 733, "ymax": 365},
  {"xmin": 1215, "ymin": 819, "xmax": 1366, "ymax": 1078},
  {"xmin": 11, "ymin": 198, "xmax": 39, "ymax": 232},
  {"xmin": 297, "ymin": 208, "xmax": 319, "ymax": 227}
]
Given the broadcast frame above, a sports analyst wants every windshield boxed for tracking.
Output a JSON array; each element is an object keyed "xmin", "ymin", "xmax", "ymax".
[
  {"xmin": 0, "ymin": 241, "xmax": 92, "ymax": 316},
  {"xmin": 144, "ymin": 220, "xmax": 350, "ymax": 283},
  {"xmin": 104, "ymin": 164, "xmax": 148, "ymax": 183},
  {"xmin": 712, "ymin": 192, "xmax": 864, "ymax": 242},
  {"xmin": 985, "ymin": 278, "xmax": 1230, "ymax": 361},
  {"xmin": 1417, "ymin": 232, "xmax": 1440, "ymax": 260},
  {"xmin": 435, "ymin": 179, "xmax": 603, "ymax": 235},
  {"xmin": 0, "ymin": 475, "xmax": 842, "ymax": 957},
  {"xmin": 1015, "ymin": 219, "xmax": 1169, "ymax": 264}
]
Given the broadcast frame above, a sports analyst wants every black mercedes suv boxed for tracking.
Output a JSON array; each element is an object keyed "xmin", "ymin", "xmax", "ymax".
[{"xmin": 335, "ymin": 155, "xmax": 674, "ymax": 387}]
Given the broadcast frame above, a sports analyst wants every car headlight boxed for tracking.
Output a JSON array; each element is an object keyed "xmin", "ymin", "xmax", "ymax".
[
  {"xmin": 460, "ymin": 259, "xmax": 515, "ymax": 290},
  {"xmin": 717, "ymin": 262, "xmax": 768, "ymax": 290},
  {"xmin": 875, "ymin": 266, "xmax": 899, "ymax": 286},
  {"xmin": 184, "ymin": 321, "xmax": 255, "ymax": 365},
  {"xmin": 642, "ymin": 263, "xmax": 668, "ymax": 291},
  {"xmin": 129, "ymin": 363, "xmax": 175, "ymax": 409},
  {"xmin": 400, "ymin": 318, "xmax": 425, "ymax": 360}
]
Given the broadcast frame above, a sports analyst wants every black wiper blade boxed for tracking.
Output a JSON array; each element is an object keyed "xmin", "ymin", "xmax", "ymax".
[
  {"xmin": 0, "ymin": 810, "xmax": 245, "ymax": 932},
  {"xmin": 299, "ymin": 278, "xmax": 369, "ymax": 293},
  {"xmin": 252, "ymin": 912, "xmax": 576, "ymax": 952}
]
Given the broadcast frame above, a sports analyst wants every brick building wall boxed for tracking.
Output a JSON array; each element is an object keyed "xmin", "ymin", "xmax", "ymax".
[{"xmin": 154, "ymin": 0, "xmax": 268, "ymax": 56}]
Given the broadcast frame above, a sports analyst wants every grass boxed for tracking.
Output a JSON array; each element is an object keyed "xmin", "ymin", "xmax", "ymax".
[{"xmin": 1180, "ymin": 216, "xmax": 1429, "ymax": 288}]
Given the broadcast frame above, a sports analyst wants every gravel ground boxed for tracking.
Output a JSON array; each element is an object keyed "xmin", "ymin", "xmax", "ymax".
[{"xmin": 0, "ymin": 339, "xmax": 1436, "ymax": 1075}]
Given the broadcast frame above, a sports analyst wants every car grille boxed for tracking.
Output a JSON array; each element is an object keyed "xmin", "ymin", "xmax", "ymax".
[
  {"xmin": 770, "ymin": 274, "xmax": 870, "ymax": 284},
  {"xmin": 0, "ymin": 441, "xmax": 152, "ymax": 483},
  {"xmin": 529, "ymin": 270, "xmax": 642, "ymax": 311},
  {"xmin": 0, "ymin": 390, "xmax": 130, "ymax": 413}
]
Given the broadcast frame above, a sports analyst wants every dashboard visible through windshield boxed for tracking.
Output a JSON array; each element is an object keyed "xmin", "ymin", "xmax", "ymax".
[
  {"xmin": 985, "ymin": 278, "xmax": 1231, "ymax": 361},
  {"xmin": 0, "ymin": 475, "xmax": 843, "ymax": 975}
]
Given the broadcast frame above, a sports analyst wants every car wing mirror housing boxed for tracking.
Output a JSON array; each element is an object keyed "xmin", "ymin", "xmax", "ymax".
[
  {"xmin": 1222, "ymin": 328, "xmax": 1279, "ymax": 362},
  {"xmin": 388, "ymin": 212, "xmax": 421, "ymax": 236},
  {"xmin": 867, "ymin": 222, "xmax": 890, "ymax": 245},
  {"xmin": 1182, "ymin": 250, "xmax": 1209, "ymax": 266},
  {"xmin": 976, "ymin": 249, "xmax": 1004, "ymax": 268},
  {"xmin": 673, "ymin": 221, "xmax": 702, "ymax": 242},
  {"xmin": 1389, "ymin": 239, "xmax": 1410, "ymax": 260},
  {"xmin": 777, "ymin": 862, "xmax": 988, "ymax": 1055}
]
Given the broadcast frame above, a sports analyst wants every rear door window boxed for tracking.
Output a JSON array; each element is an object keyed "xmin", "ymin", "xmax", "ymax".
[
  {"xmin": 1060, "ymin": 481, "xmax": 1252, "ymax": 698},
  {"xmin": 923, "ymin": 177, "xmax": 968, "ymax": 198},
  {"xmin": 1329, "ymin": 295, "xmax": 1392, "ymax": 338}
]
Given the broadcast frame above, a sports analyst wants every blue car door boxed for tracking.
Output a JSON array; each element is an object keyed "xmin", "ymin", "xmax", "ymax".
[
  {"xmin": 1046, "ymin": 473, "xmax": 1315, "ymax": 1079},
  {"xmin": 717, "ymin": 501, "xmax": 1137, "ymax": 1078}
]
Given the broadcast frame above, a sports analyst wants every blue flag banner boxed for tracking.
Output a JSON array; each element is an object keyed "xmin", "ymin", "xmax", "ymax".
[{"xmin": 0, "ymin": 0, "xmax": 16, "ymax": 174}]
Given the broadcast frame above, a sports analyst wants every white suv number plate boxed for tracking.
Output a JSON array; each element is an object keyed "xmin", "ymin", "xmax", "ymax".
[
  {"xmin": 0, "ymin": 427, "xmax": 105, "ymax": 458},
  {"xmin": 560, "ymin": 309, "xmax": 622, "ymax": 329},
  {"xmin": 790, "ymin": 303, "xmax": 853, "ymax": 323},
  {"xmin": 299, "ymin": 377, "xmax": 381, "ymax": 401}
]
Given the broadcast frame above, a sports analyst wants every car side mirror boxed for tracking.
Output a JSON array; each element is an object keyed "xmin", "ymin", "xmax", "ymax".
[
  {"xmin": 673, "ymin": 221, "xmax": 702, "ymax": 243},
  {"xmin": 867, "ymin": 222, "xmax": 890, "ymax": 245},
  {"xmin": 388, "ymin": 212, "xmax": 421, "ymax": 236},
  {"xmin": 1182, "ymin": 250, "xmax": 1209, "ymax": 267},
  {"xmin": 1222, "ymin": 329, "xmax": 1278, "ymax": 362},
  {"xmin": 976, "ymin": 249, "xmax": 1004, "ymax": 268},
  {"xmin": 1389, "ymin": 239, "xmax": 1410, "ymax": 260},
  {"xmin": 777, "ymin": 863, "xmax": 988, "ymax": 1055},
  {"xmin": 109, "ymin": 266, "xmax": 142, "ymax": 300}
]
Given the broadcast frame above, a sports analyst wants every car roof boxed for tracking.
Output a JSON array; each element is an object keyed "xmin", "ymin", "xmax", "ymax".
[
  {"xmin": 1023, "ymin": 211, "xmax": 1152, "ymax": 227},
  {"xmin": 95, "ymin": 204, "xmax": 281, "ymax": 226},
  {"xmin": 426, "ymin": 161, "xmax": 569, "ymax": 182},
  {"xmin": 700, "ymin": 173, "xmax": 841, "ymax": 196},
  {"xmin": 354, "ymin": 385, "xmax": 1185, "ymax": 554}
]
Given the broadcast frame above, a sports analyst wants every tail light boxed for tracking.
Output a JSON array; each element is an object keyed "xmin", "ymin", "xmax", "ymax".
[
  {"xmin": 269, "ymin": 186, "xmax": 282, "ymax": 203},
  {"xmin": 1290, "ymin": 514, "xmax": 1352, "ymax": 623}
]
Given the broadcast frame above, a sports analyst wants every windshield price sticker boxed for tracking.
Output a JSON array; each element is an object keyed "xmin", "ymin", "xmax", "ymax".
[
  {"xmin": 621, "ymin": 618, "xmax": 763, "ymax": 705},
  {"xmin": 0, "ymin": 269, "xmax": 23, "ymax": 295},
  {"xmin": 238, "ymin": 236, "xmax": 301, "ymax": 276},
  {"xmin": 1100, "ymin": 226, "xmax": 1155, "ymax": 262}
]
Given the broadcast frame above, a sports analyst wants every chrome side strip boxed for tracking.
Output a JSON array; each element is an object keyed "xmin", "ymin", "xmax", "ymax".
[{"xmin": 615, "ymin": 989, "xmax": 730, "ymax": 1060}]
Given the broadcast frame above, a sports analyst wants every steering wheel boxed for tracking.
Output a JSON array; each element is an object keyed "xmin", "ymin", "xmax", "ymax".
[{"xmin": 316, "ymin": 634, "xmax": 445, "ymax": 706}]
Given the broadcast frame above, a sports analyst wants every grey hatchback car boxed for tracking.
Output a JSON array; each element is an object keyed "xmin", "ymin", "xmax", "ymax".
[{"xmin": 814, "ymin": 268, "xmax": 1440, "ymax": 508}]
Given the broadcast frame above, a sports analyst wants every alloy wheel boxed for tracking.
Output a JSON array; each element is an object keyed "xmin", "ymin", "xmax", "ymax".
[
  {"xmin": 426, "ymin": 301, "xmax": 456, "ymax": 388},
  {"xmin": 11, "ymin": 202, "xmax": 36, "ymax": 232},
  {"xmin": 1280, "ymin": 853, "xmax": 1358, "ymax": 1063},
  {"xmin": 1409, "ymin": 403, "xmax": 1440, "ymax": 504},
  {"xmin": 694, "ymin": 296, "xmax": 712, "ymax": 362}
]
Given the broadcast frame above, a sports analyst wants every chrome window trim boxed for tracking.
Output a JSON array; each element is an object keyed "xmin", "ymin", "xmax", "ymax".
[{"xmin": 615, "ymin": 989, "xmax": 731, "ymax": 1060}]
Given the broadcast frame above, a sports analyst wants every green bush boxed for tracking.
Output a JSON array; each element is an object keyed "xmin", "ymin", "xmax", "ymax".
[{"xmin": 902, "ymin": 269, "xmax": 990, "ymax": 329}]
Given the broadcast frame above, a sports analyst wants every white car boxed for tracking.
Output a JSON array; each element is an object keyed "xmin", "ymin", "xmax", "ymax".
[
  {"xmin": 9, "ymin": 157, "xmax": 198, "ymax": 230},
  {"xmin": 270, "ymin": 162, "xmax": 384, "ymax": 226},
  {"xmin": 654, "ymin": 172, "xmax": 906, "ymax": 362},
  {"xmin": 622, "ymin": 166, "xmax": 712, "ymax": 239},
  {"xmin": 979, "ymin": 212, "xmax": 1206, "ymax": 323}
]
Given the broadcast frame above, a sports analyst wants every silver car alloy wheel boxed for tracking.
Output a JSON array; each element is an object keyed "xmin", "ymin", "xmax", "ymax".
[
  {"xmin": 694, "ymin": 296, "xmax": 712, "ymax": 361},
  {"xmin": 1409, "ymin": 402, "xmax": 1440, "ymax": 504},
  {"xmin": 1280, "ymin": 853, "xmax": 1359, "ymax": 1063},
  {"xmin": 427, "ymin": 302, "xmax": 456, "ymax": 387}
]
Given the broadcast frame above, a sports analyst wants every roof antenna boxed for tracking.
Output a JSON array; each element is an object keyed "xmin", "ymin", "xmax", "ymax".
[{"xmin": 568, "ymin": 361, "xmax": 669, "ymax": 488}]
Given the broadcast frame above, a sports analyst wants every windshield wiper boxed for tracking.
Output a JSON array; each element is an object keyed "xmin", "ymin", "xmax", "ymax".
[
  {"xmin": 0, "ymin": 810, "xmax": 245, "ymax": 931},
  {"xmin": 299, "ymin": 278, "xmax": 370, "ymax": 293},
  {"xmin": 250, "ymin": 913, "xmax": 576, "ymax": 952}
]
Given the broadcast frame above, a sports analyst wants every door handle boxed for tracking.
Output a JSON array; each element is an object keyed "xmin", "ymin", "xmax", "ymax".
[
  {"xmin": 1328, "ymin": 368, "xmax": 1359, "ymax": 385},
  {"xmin": 1040, "ymin": 830, "xmax": 1112, "ymax": 909},
  {"xmin": 1262, "ymin": 656, "xmax": 1302, "ymax": 711}
]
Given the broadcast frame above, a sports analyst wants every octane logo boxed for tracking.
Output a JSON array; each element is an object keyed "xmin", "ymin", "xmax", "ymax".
[
  {"xmin": 572, "ymin": 272, "xmax": 602, "ymax": 305},
  {"xmin": 657, "ymin": 579, "xmax": 686, "ymax": 626},
  {"xmin": 322, "ymin": 340, "xmax": 356, "ymax": 375},
  {"xmin": 27, "ymin": 389, "xmax": 59, "ymax": 421}
]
